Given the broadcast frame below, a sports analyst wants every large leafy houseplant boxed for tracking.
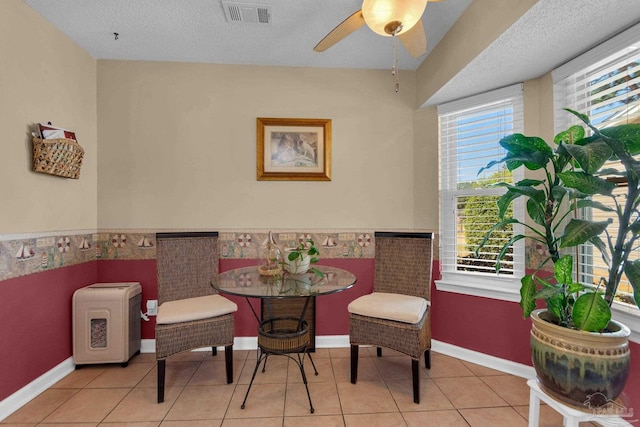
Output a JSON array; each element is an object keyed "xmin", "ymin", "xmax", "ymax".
[{"xmin": 478, "ymin": 108, "xmax": 640, "ymax": 332}]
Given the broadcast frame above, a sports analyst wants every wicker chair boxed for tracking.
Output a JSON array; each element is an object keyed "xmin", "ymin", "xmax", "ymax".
[
  {"xmin": 155, "ymin": 232, "xmax": 237, "ymax": 403},
  {"xmin": 348, "ymin": 232, "xmax": 433, "ymax": 404}
]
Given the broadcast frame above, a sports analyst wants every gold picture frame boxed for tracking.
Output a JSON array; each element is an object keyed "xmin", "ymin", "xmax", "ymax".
[{"xmin": 257, "ymin": 117, "xmax": 331, "ymax": 181}]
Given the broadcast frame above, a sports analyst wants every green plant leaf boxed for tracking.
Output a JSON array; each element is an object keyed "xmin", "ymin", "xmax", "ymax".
[
  {"xmin": 623, "ymin": 260, "xmax": 640, "ymax": 309},
  {"xmin": 551, "ymin": 185, "xmax": 567, "ymax": 201},
  {"xmin": 572, "ymin": 293, "xmax": 611, "ymax": 332},
  {"xmin": 288, "ymin": 251, "xmax": 300, "ymax": 261},
  {"xmin": 526, "ymin": 198, "xmax": 545, "ymax": 226},
  {"xmin": 558, "ymin": 171, "xmax": 615, "ymax": 195},
  {"xmin": 500, "ymin": 134, "xmax": 553, "ymax": 155},
  {"xmin": 630, "ymin": 220, "xmax": 640, "ymax": 236},
  {"xmin": 576, "ymin": 199, "xmax": 615, "ymax": 212},
  {"xmin": 498, "ymin": 135, "xmax": 552, "ymax": 171},
  {"xmin": 475, "ymin": 218, "xmax": 520, "ymax": 257},
  {"xmin": 495, "ymin": 234, "xmax": 526, "ymax": 270},
  {"xmin": 519, "ymin": 154, "xmax": 553, "ymax": 171},
  {"xmin": 496, "ymin": 191, "xmax": 517, "ymax": 219},
  {"xmin": 506, "ymin": 185, "xmax": 546, "ymax": 203},
  {"xmin": 563, "ymin": 141, "xmax": 613, "ymax": 174},
  {"xmin": 554, "ymin": 125, "xmax": 585, "ymax": 145},
  {"xmin": 554, "ymin": 255, "xmax": 573, "ymax": 285},
  {"xmin": 600, "ymin": 124, "xmax": 640, "ymax": 156},
  {"xmin": 545, "ymin": 293, "xmax": 565, "ymax": 322},
  {"xmin": 497, "ymin": 152, "xmax": 551, "ymax": 171},
  {"xmin": 567, "ymin": 282, "xmax": 586, "ymax": 293},
  {"xmin": 520, "ymin": 275, "xmax": 537, "ymax": 318},
  {"xmin": 565, "ymin": 108, "xmax": 590, "ymax": 125},
  {"xmin": 478, "ymin": 159, "xmax": 506, "ymax": 175},
  {"xmin": 589, "ymin": 235, "xmax": 611, "ymax": 267},
  {"xmin": 516, "ymin": 178, "xmax": 544, "ymax": 187},
  {"xmin": 534, "ymin": 284, "xmax": 563, "ymax": 299},
  {"xmin": 559, "ymin": 218, "xmax": 611, "ymax": 248}
]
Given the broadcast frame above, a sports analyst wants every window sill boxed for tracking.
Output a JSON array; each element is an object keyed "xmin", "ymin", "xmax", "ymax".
[
  {"xmin": 612, "ymin": 302, "xmax": 640, "ymax": 344},
  {"xmin": 435, "ymin": 272, "xmax": 521, "ymax": 302},
  {"xmin": 435, "ymin": 273, "xmax": 640, "ymax": 344}
]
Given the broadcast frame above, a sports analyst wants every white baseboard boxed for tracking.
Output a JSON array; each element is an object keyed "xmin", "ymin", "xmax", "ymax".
[
  {"xmin": 431, "ymin": 340, "xmax": 535, "ymax": 379},
  {"xmin": 140, "ymin": 339, "xmax": 156, "ymax": 353},
  {"xmin": 0, "ymin": 357, "xmax": 74, "ymax": 422}
]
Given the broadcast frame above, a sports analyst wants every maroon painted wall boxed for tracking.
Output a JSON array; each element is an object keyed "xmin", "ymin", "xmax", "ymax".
[
  {"xmin": 96, "ymin": 259, "xmax": 158, "ymax": 340},
  {"xmin": 0, "ymin": 262, "xmax": 97, "ymax": 401},
  {"xmin": 430, "ymin": 288, "xmax": 533, "ymax": 365},
  {"xmin": 2, "ymin": 257, "xmax": 638, "ymax": 413},
  {"xmin": 625, "ymin": 341, "xmax": 640, "ymax": 415}
]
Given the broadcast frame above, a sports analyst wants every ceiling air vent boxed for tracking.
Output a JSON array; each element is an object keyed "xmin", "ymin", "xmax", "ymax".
[{"xmin": 222, "ymin": 1, "xmax": 272, "ymax": 25}]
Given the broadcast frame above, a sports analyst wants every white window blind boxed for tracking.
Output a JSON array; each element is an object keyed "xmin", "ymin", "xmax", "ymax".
[
  {"xmin": 438, "ymin": 84, "xmax": 525, "ymax": 279},
  {"xmin": 553, "ymin": 23, "xmax": 640, "ymax": 302}
]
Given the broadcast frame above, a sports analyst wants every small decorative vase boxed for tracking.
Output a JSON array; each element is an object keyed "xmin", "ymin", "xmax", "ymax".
[{"xmin": 258, "ymin": 231, "xmax": 283, "ymax": 276}]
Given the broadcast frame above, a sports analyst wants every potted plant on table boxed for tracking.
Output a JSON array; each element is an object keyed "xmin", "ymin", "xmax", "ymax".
[
  {"xmin": 477, "ymin": 108, "xmax": 640, "ymax": 406},
  {"xmin": 284, "ymin": 238, "xmax": 321, "ymax": 275}
]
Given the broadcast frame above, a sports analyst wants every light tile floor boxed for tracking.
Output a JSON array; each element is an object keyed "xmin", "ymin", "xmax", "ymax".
[{"xmin": 1, "ymin": 348, "xmax": 599, "ymax": 426}]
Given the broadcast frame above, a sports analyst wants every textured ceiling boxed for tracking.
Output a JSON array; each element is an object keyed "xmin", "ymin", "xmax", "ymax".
[
  {"xmin": 22, "ymin": 0, "xmax": 471, "ymax": 70},
  {"xmin": 22, "ymin": 0, "xmax": 640, "ymax": 106},
  {"xmin": 425, "ymin": 0, "xmax": 640, "ymax": 106}
]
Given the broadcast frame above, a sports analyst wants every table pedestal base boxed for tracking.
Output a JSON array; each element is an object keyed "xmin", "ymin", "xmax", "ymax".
[{"xmin": 241, "ymin": 317, "xmax": 318, "ymax": 413}]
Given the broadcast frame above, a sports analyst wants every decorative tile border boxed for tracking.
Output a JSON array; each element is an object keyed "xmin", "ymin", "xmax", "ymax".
[
  {"xmin": 0, "ymin": 229, "xmax": 440, "ymax": 282},
  {"xmin": 0, "ymin": 229, "xmax": 390, "ymax": 282},
  {"xmin": 217, "ymin": 231, "xmax": 375, "ymax": 260},
  {"xmin": 0, "ymin": 232, "xmax": 98, "ymax": 282}
]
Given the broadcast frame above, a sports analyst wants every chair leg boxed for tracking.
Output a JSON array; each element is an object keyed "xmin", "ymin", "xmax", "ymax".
[
  {"xmin": 212, "ymin": 346, "xmax": 217, "ymax": 356},
  {"xmin": 350, "ymin": 344, "xmax": 359, "ymax": 384},
  {"xmin": 412, "ymin": 359, "xmax": 420, "ymax": 404},
  {"xmin": 157, "ymin": 359, "xmax": 166, "ymax": 403},
  {"xmin": 377, "ymin": 347, "xmax": 382, "ymax": 357},
  {"xmin": 424, "ymin": 349, "xmax": 431, "ymax": 369},
  {"xmin": 225, "ymin": 345, "xmax": 233, "ymax": 384}
]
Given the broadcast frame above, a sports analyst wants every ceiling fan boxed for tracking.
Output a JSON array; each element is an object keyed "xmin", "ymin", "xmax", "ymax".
[{"xmin": 313, "ymin": 0, "xmax": 441, "ymax": 58}]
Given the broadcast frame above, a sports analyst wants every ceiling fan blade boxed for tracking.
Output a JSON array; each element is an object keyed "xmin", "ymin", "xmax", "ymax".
[
  {"xmin": 314, "ymin": 10, "xmax": 366, "ymax": 52},
  {"xmin": 398, "ymin": 19, "xmax": 427, "ymax": 58}
]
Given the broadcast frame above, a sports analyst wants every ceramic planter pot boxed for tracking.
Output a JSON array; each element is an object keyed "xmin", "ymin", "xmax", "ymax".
[
  {"xmin": 284, "ymin": 251, "xmax": 311, "ymax": 274},
  {"xmin": 530, "ymin": 309, "xmax": 631, "ymax": 407}
]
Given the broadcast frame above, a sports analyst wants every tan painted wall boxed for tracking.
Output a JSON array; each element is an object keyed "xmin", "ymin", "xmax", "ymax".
[
  {"xmin": 97, "ymin": 60, "xmax": 419, "ymax": 229},
  {"xmin": 412, "ymin": 106, "xmax": 439, "ymax": 230},
  {"xmin": 0, "ymin": 1, "xmax": 97, "ymax": 234}
]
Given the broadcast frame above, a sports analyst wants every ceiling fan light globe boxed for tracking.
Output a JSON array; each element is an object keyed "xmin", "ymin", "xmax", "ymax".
[{"xmin": 361, "ymin": 0, "xmax": 428, "ymax": 36}]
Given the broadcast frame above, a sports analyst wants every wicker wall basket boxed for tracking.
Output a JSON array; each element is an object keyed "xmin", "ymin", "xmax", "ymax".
[{"xmin": 32, "ymin": 137, "xmax": 84, "ymax": 179}]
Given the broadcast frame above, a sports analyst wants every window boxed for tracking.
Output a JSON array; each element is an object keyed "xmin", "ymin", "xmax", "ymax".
[
  {"xmin": 553, "ymin": 23, "xmax": 640, "ymax": 306},
  {"xmin": 437, "ymin": 85, "xmax": 525, "ymax": 300}
]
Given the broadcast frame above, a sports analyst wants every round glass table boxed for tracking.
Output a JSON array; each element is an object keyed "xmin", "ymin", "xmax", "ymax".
[
  {"xmin": 212, "ymin": 265, "xmax": 356, "ymax": 413},
  {"xmin": 214, "ymin": 265, "xmax": 356, "ymax": 299}
]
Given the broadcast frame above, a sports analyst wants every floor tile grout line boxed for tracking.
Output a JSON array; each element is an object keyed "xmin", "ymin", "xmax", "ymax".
[{"xmin": 4, "ymin": 349, "xmax": 543, "ymax": 426}]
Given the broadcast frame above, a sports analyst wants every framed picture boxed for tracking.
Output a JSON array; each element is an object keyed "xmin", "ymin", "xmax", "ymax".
[{"xmin": 257, "ymin": 117, "xmax": 331, "ymax": 181}]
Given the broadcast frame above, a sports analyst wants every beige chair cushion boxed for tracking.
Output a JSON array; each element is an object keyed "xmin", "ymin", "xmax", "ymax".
[
  {"xmin": 157, "ymin": 294, "xmax": 238, "ymax": 325},
  {"xmin": 348, "ymin": 292, "xmax": 428, "ymax": 324}
]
